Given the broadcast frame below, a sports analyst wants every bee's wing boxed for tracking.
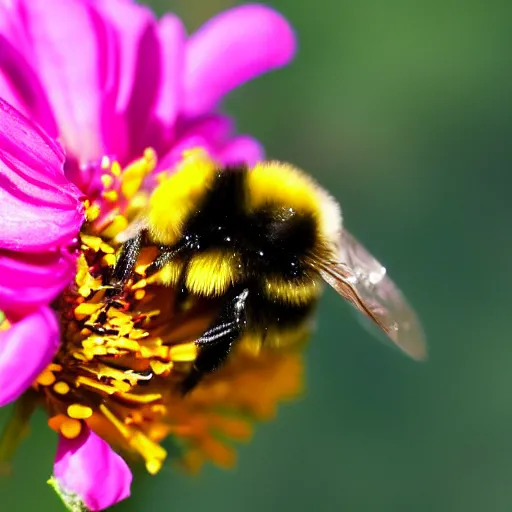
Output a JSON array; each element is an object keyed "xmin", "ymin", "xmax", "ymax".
[{"xmin": 318, "ymin": 229, "xmax": 427, "ymax": 361}]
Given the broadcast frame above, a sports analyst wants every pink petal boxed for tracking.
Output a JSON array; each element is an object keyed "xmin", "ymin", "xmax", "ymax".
[
  {"xmin": 175, "ymin": 114, "xmax": 234, "ymax": 147},
  {"xmin": 156, "ymin": 134, "xmax": 214, "ymax": 172},
  {"xmin": 140, "ymin": 12, "xmax": 186, "ymax": 155},
  {"xmin": 95, "ymin": 0, "xmax": 160, "ymax": 160},
  {"xmin": 0, "ymin": 306, "xmax": 59, "ymax": 406},
  {"xmin": 0, "ymin": 98, "xmax": 83, "ymax": 251},
  {"xmin": 18, "ymin": 0, "xmax": 117, "ymax": 163},
  {"xmin": 218, "ymin": 135, "xmax": 264, "ymax": 167},
  {"xmin": 183, "ymin": 5, "xmax": 296, "ymax": 116},
  {"xmin": 54, "ymin": 428, "xmax": 132, "ymax": 511},
  {"xmin": 0, "ymin": 250, "xmax": 76, "ymax": 316},
  {"xmin": 0, "ymin": 35, "xmax": 58, "ymax": 137}
]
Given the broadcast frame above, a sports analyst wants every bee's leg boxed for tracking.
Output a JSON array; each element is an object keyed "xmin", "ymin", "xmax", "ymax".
[
  {"xmin": 180, "ymin": 289, "xmax": 249, "ymax": 394},
  {"xmin": 145, "ymin": 246, "xmax": 183, "ymax": 276},
  {"xmin": 108, "ymin": 232, "xmax": 143, "ymax": 296}
]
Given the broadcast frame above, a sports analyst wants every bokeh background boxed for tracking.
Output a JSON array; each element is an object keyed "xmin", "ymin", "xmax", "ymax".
[{"xmin": 2, "ymin": 0, "xmax": 512, "ymax": 510}]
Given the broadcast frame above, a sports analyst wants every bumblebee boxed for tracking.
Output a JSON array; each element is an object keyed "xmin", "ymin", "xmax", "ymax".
[{"xmin": 112, "ymin": 154, "xmax": 426, "ymax": 391}]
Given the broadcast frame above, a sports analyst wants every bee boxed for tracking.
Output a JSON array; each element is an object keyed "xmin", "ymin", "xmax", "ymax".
[{"xmin": 111, "ymin": 155, "xmax": 426, "ymax": 392}]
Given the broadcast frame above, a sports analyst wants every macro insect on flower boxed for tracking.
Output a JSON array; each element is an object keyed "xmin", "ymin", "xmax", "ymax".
[{"xmin": 0, "ymin": 1, "xmax": 426, "ymax": 511}]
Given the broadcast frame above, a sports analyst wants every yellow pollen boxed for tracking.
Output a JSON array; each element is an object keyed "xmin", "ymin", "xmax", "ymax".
[
  {"xmin": 80, "ymin": 234, "xmax": 103, "ymax": 252},
  {"xmin": 146, "ymin": 459, "xmax": 162, "ymax": 475},
  {"xmin": 115, "ymin": 392, "xmax": 162, "ymax": 404},
  {"xmin": 74, "ymin": 302, "xmax": 102, "ymax": 320},
  {"xmin": 150, "ymin": 360, "xmax": 173, "ymax": 375},
  {"xmin": 134, "ymin": 289, "xmax": 146, "ymax": 300},
  {"xmin": 67, "ymin": 404, "xmax": 93, "ymax": 420},
  {"xmin": 101, "ymin": 174, "xmax": 114, "ymax": 189},
  {"xmin": 53, "ymin": 382, "xmax": 70, "ymax": 395},
  {"xmin": 102, "ymin": 190, "xmax": 118, "ymax": 202},
  {"xmin": 111, "ymin": 161, "xmax": 121, "ymax": 176},
  {"xmin": 36, "ymin": 370, "xmax": 56, "ymax": 386},
  {"xmin": 169, "ymin": 342, "xmax": 198, "ymax": 362},
  {"xmin": 131, "ymin": 278, "xmax": 147, "ymax": 290},
  {"xmin": 86, "ymin": 202, "xmax": 100, "ymax": 222},
  {"xmin": 102, "ymin": 253, "xmax": 117, "ymax": 266},
  {"xmin": 60, "ymin": 418, "xmax": 82, "ymax": 439},
  {"xmin": 121, "ymin": 148, "xmax": 156, "ymax": 199}
]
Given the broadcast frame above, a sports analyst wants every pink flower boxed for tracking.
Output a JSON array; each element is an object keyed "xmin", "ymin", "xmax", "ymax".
[
  {"xmin": 0, "ymin": 0, "xmax": 296, "ymax": 192},
  {"xmin": 0, "ymin": 1, "xmax": 296, "ymax": 510},
  {"xmin": 51, "ymin": 428, "xmax": 132, "ymax": 511},
  {"xmin": 0, "ymin": 98, "xmax": 82, "ymax": 404}
]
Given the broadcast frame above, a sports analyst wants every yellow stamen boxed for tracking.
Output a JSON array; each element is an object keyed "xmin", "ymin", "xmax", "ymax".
[
  {"xmin": 67, "ymin": 404, "xmax": 93, "ymax": 420},
  {"xmin": 60, "ymin": 418, "xmax": 82, "ymax": 439},
  {"xmin": 53, "ymin": 382, "xmax": 70, "ymax": 395},
  {"xmin": 36, "ymin": 371, "xmax": 56, "ymax": 386},
  {"xmin": 101, "ymin": 174, "xmax": 114, "ymax": 189},
  {"xmin": 169, "ymin": 342, "xmax": 198, "ymax": 362}
]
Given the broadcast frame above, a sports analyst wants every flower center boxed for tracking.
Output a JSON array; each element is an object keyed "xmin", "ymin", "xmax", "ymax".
[
  {"xmin": 35, "ymin": 149, "xmax": 211, "ymax": 474},
  {"xmin": 23, "ymin": 149, "xmax": 304, "ymax": 475}
]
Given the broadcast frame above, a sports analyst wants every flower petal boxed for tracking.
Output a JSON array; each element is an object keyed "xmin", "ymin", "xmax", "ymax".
[
  {"xmin": 18, "ymin": 0, "xmax": 116, "ymax": 163},
  {"xmin": 219, "ymin": 135, "xmax": 264, "ymax": 167},
  {"xmin": 0, "ymin": 306, "xmax": 59, "ymax": 406},
  {"xmin": 0, "ymin": 36, "xmax": 58, "ymax": 134},
  {"xmin": 0, "ymin": 98, "xmax": 83, "ymax": 251},
  {"xmin": 140, "ymin": 12, "xmax": 186, "ymax": 155},
  {"xmin": 183, "ymin": 5, "xmax": 296, "ymax": 116},
  {"xmin": 54, "ymin": 428, "xmax": 132, "ymax": 511},
  {"xmin": 95, "ymin": 0, "xmax": 160, "ymax": 160},
  {"xmin": 0, "ymin": 250, "xmax": 76, "ymax": 316}
]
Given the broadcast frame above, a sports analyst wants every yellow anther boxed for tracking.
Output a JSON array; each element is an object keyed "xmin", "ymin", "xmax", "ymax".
[
  {"xmin": 111, "ymin": 161, "xmax": 122, "ymax": 176},
  {"xmin": 121, "ymin": 152, "xmax": 155, "ymax": 200},
  {"xmin": 74, "ymin": 302, "xmax": 102, "ymax": 320},
  {"xmin": 102, "ymin": 190, "xmax": 118, "ymax": 203},
  {"xmin": 99, "ymin": 242, "xmax": 115, "ymax": 254},
  {"xmin": 146, "ymin": 459, "xmax": 162, "ymax": 475},
  {"xmin": 131, "ymin": 278, "xmax": 147, "ymax": 290},
  {"xmin": 80, "ymin": 234, "xmax": 103, "ymax": 252},
  {"xmin": 37, "ymin": 370, "xmax": 56, "ymax": 386},
  {"xmin": 67, "ymin": 404, "xmax": 93, "ymax": 420},
  {"xmin": 53, "ymin": 382, "xmax": 70, "ymax": 395},
  {"xmin": 101, "ymin": 174, "xmax": 114, "ymax": 189},
  {"xmin": 102, "ymin": 253, "xmax": 117, "ymax": 267},
  {"xmin": 60, "ymin": 418, "xmax": 82, "ymax": 439},
  {"xmin": 86, "ymin": 202, "xmax": 100, "ymax": 222},
  {"xmin": 150, "ymin": 360, "xmax": 174, "ymax": 375},
  {"xmin": 134, "ymin": 289, "xmax": 146, "ymax": 301},
  {"xmin": 169, "ymin": 342, "xmax": 198, "ymax": 362}
]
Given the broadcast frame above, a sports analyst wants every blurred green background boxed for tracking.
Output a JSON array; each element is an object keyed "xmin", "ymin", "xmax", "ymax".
[{"xmin": 2, "ymin": 0, "xmax": 512, "ymax": 510}]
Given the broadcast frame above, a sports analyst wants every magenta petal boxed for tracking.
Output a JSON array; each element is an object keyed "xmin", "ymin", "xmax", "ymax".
[
  {"xmin": 0, "ymin": 250, "xmax": 76, "ymax": 316},
  {"xmin": 140, "ymin": 12, "xmax": 186, "ymax": 154},
  {"xmin": 183, "ymin": 5, "xmax": 296, "ymax": 116},
  {"xmin": 95, "ymin": 0, "xmax": 160, "ymax": 159},
  {"xmin": 54, "ymin": 429, "xmax": 132, "ymax": 511},
  {"xmin": 0, "ymin": 98, "xmax": 83, "ymax": 251},
  {"xmin": 19, "ymin": 0, "xmax": 115, "ymax": 163},
  {"xmin": 157, "ymin": 134, "xmax": 213, "ymax": 172},
  {"xmin": 218, "ymin": 135, "xmax": 264, "ymax": 167},
  {"xmin": 154, "ymin": 13, "xmax": 186, "ymax": 128},
  {"xmin": 0, "ymin": 306, "xmax": 59, "ymax": 406},
  {"xmin": 0, "ymin": 36, "xmax": 58, "ymax": 137}
]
